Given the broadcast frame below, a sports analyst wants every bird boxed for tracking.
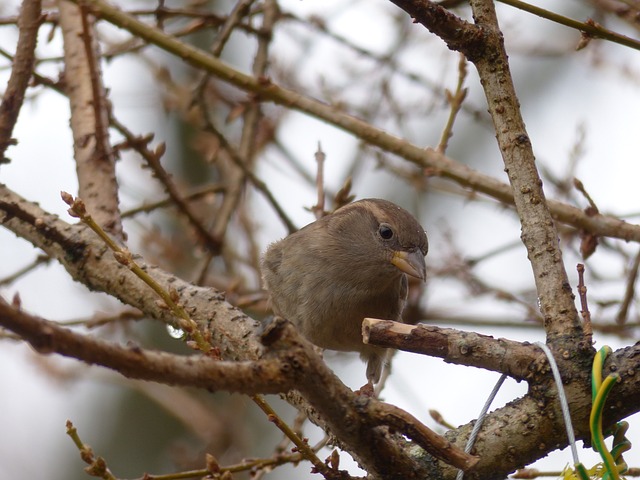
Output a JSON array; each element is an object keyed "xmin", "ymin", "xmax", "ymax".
[{"xmin": 261, "ymin": 198, "xmax": 428, "ymax": 385}]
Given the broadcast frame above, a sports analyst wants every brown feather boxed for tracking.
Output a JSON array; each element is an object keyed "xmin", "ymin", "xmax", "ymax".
[{"xmin": 261, "ymin": 199, "xmax": 428, "ymax": 383}]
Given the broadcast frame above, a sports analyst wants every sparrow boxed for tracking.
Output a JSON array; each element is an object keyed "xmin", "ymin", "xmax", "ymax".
[{"xmin": 261, "ymin": 198, "xmax": 428, "ymax": 384}]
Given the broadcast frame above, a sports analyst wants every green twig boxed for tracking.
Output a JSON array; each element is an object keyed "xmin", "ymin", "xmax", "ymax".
[
  {"xmin": 66, "ymin": 421, "xmax": 117, "ymax": 480},
  {"xmin": 496, "ymin": 0, "xmax": 640, "ymax": 52},
  {"xmin": 251, "ymin": 394, "xmax": 342, "ymax": 479},
  {"xmin": 60, "ymin": 191, "xmax": 211, "ymax": 353}
]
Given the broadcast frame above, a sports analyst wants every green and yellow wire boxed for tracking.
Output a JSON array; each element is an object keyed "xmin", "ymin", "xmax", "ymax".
[
  {"xmin": 590, "ymin": 346, "xmax": 629, "ymax": 480},
  {"xmin": 561, "ymin": 346, "xmax": 631, "ymax": 480}
]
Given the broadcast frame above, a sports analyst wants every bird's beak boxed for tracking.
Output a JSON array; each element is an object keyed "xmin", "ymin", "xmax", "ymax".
[{"xmin": 391, "ymin": 250, "xmax": 426, "ymax": 281}]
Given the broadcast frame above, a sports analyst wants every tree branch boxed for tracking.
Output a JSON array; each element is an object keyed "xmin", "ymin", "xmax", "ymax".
[
  {"xmin": 362, "ymin": 318, "xmax": 542, "ymax": 381},
  {"xmin": 387, "ymin": 0, "xmax": 484, "ymax": 58},
  {"xmin": 497, "ymin": 0, "xmax": 640, "ymax": 51},
  {"xmin": 263, "ymin": 319, "xmax": 474, "ymax": 477},
  {"xmin": 58, "ymin": 0, "xmax": 123, "ymax": 238},
  {"xmin": 467, "ymin": 0, "xmax": 582, "ymax": 340},
  {"xmin": 0, "ymin": 296, "xmax": 294, "ymax": 394},
  {"xmin": 0, "ymin": 0, "xmax": 42, "ymax": 162},
  {"xmin": 68, "ymin": 0, "xmax": 640, "ymax": 246}
]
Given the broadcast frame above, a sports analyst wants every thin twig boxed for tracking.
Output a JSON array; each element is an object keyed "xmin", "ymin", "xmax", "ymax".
[
  {"xmin": 60, "ymin": 309, "xmax": 145, "ymax": 328},
  {"xmin": 204, "ymin": 124, "xmax": 297, "ymax": 234},
  {"xmin": 251, "ymin": 394, "xmax": 341, "ymax": 479},
  {"xmin": 577, "ymin": 263, "xmax": 593, "ymax": 342},
  {"xmin": 573, "ymin": 178, "xmax": 599, "ymax": 214},
  {"xmin": 437, "ymin": 53, "xmax": 468, "ymax": 154},
  {"xmin": 113, "ymin": 118, "xmax": 223, "ymax": 254},
  {"xmin": 61, "ymin": 192, "xmax": 212, "ymax": 352},
  {"xmin": 211, "ymin": 0, "xmax": 255, "ymax": 56},
  {"xmin": 210, "ymin": 0, "xmax": 278, "ymax": 243},
  {"xmin": 130, "ymin": 450, "xmax": 316, "ymax": 479},
  {"xmin": 120, "ymin": 183, "xmax": 225, "ymax": 218},
  {"xmin": 615, "ymin": 248, "xmax": 640, "ymax": 325},
  {"xmin": 496, "ymin": 0, "xmax": 640, "ymax": 52},
  {"xmin": 511, "ymin": 468, "xmax": 640, "ymax": 479},
  {"xmin": 66, "ymin": 421, "xmax": 117, "ymax": 480},
  {"xmin": 312, "ymin": 142, "xmax": 326, "ymax": 219},
  {"xmin": 282, "ymin": 10, "xmax": 489, "ymax": 124},
  {"xmin": 0, "ymin": 254, "xmax": 50, "ymax": 285}
]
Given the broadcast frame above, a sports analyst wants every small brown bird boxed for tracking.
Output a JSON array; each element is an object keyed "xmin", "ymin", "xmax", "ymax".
[{"xmin": 261, "ymin": 198, "xmax": 428, "ymax": 384}]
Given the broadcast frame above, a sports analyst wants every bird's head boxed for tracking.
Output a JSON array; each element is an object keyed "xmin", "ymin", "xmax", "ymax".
[{"xmin": 325, "ymin": 199, "xmax": 428, "ymax": 282}]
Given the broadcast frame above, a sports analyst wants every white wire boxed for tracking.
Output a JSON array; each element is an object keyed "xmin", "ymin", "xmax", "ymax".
[
  {"xmin": 456, "ymin": 342, "xmax": 580, "ymax": 479},
  {"xmin": 456, "ymin": 373, "xmax": 508, "ymax": 480},
  {"xmin": 535, "ymin": 341, "xmax": 580, "ymax": 466}
]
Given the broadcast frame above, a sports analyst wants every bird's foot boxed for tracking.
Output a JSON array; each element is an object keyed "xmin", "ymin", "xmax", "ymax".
[{"xmin": 355, "ymin": 382, "xmax": 375, "ymax": 397}]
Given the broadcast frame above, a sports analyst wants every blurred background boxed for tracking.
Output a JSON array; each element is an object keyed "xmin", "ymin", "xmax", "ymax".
[{"xmin": 1, "ymin": 0, "xmax": 639, "ymax": 478}]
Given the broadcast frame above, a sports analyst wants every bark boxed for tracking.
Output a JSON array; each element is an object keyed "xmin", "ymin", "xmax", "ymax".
[{"xmin": 58, "ymin": 0, "xmax": 123, "ymax": 238}]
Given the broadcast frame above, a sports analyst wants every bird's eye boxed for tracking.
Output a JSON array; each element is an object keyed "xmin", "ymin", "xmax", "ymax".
[{"xmin": 378, "ymin": 224, "xmax": 394, "ymax": 240}]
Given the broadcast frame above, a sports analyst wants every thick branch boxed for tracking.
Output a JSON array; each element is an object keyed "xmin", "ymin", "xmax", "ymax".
[
  {"xmin": 0, "ymin": 297, "xmax": 294, "ymax": 394},
  {"xmin": 362, "ymin": 318, "xmax": 542, "ymax": 381},
  {"xmin": 0, "ymin": 183, "xmax": 261, "ymax": 360},
  {"xmin": 387, "ymin": 0, "xmax": 485, "ymax": 58},
  {"xmin": 58, "ymin": 0, "xmax": 123, "ymax": 238},
  {"xmin": 468, "ymin": 0, "xmax": 581, "ymax": 339},
  {"xmin": 448, "ymin": 339, "xmax": 640, "ymax": 480},
  {"xmin": 360, "ymin": 399, "xmax": 478, "ymax": 471},
  {"xmin": 388, "ymin": 1, "xmax": 581, "ymax": 340},
  {"xmin": 264, "ymin": 319, "xmax": 477, "ymax": 477}
]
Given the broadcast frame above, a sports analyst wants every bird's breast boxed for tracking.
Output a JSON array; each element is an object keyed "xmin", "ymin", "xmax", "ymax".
[{"xmin": 292, "ymin": 275, "xmax": 406, "ymax": 353}]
